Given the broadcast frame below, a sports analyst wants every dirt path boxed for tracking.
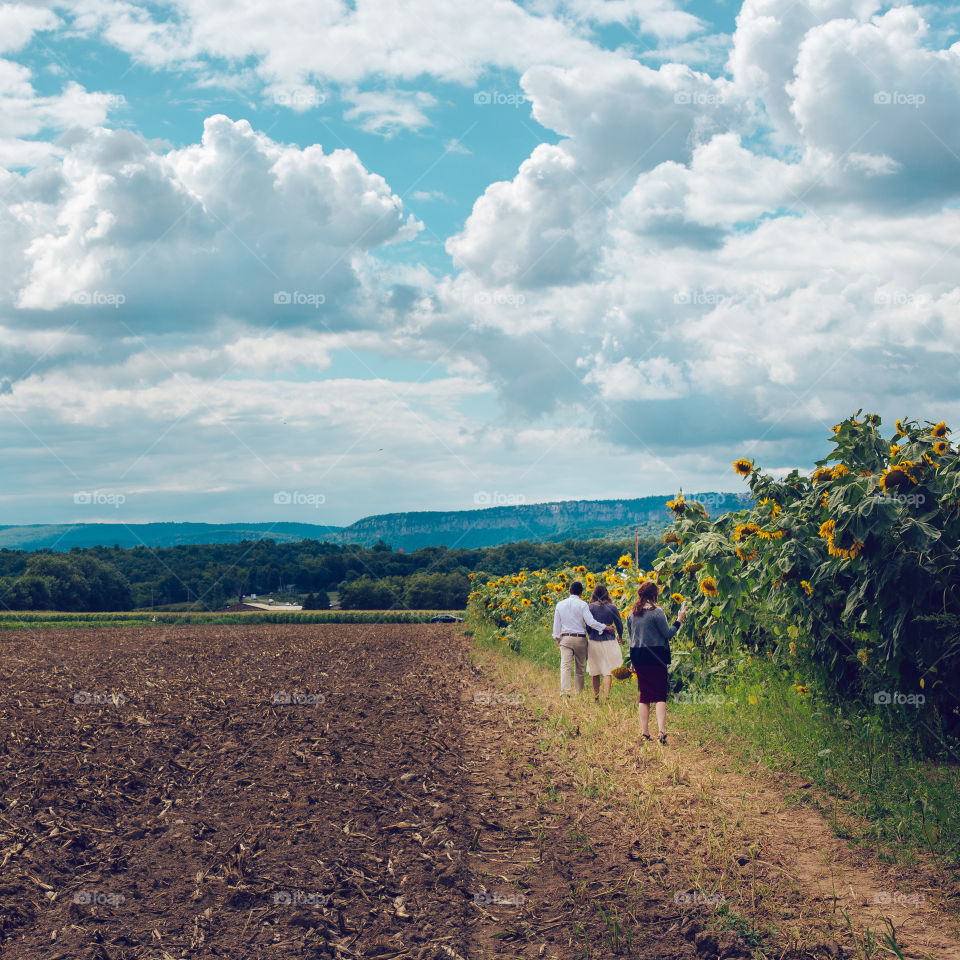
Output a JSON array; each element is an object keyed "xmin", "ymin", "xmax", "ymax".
[
  {"xmin": 459, "ymin": 669, "xmax": 709, "ymax": 960},
  {"xmin": 674, "ymin": 736, "xmax": 960, "ymax": 960}
]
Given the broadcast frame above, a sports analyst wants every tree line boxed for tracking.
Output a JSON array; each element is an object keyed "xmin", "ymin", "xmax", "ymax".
[{"xmin": 0, "ymin": 536, "xmax": 662, "ymax": 612}]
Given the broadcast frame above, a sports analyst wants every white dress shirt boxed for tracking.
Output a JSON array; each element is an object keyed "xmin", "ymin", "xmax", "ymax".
[{"xmin": 552, "ymin": 594, "xmax": 610, "ymax": 640}]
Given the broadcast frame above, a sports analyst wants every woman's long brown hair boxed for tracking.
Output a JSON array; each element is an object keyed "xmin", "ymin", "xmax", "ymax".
[
  {"xmin": 590, "ymin": 584, "xmax": 611, "ymax": 603},
  {"xmin": 631, "ymin": 580, "xmax": 658, "ymax": 617}
]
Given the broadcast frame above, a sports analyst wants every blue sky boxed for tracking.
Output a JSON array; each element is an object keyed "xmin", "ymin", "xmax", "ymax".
[{"xmin": 1, "ymin": 0, "xmax": 958, "ymax": 526}]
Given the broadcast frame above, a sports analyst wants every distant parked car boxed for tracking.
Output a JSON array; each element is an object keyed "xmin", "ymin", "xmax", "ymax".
[{"xmin": 429, "ymin": 614, "xmax": 464, "ymax": 623}]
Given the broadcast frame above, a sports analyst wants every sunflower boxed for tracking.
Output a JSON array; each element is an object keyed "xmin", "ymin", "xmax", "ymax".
[
  {"xmin": 736, "ymin": 546, "xmax": 759, "ymax": 562},
  {"xmin": 683, "ymin": 561, "xmax": 704, "ymax": 574},
  {"xmin": 827, "ymin": 538, "xmax": 863, "ymax": 560},
  {"xmin": 933, "ymin": 440, "xmax": 948, "ymax": 455},
  {"xmin": 812, "ymin": 467, "xmax": 833, "ymax": 484},
  {"xmin": 662, "ymin": 532, "xmax": 680, "ymax": 545},
  {"xmin": 932, "ymin": 421, "xmax": 949, "ymax": 438},
  {"xmin": 831, "ymin": 424, "xmax": 842, "ymax": 434},
  {"xmin": 795, "ymin": 684, "xmax": 809, "ymax": 696},
  {"xmin": 880, "ymin": 464, "xmax": 917, "ymax": 492},
  {"xmin": 617, "ymin": 554, "xmax": 633, "ymax": 569},
  {"xmin": 800, "ymin": 580, "xmax": 813, "ymax": 596},
  {"xmin": 611, "ymin": 664, "xmax": 633, "ymax": 681},
  {"xmin": 521, "ymin": 598, "xmax": 531, "ymax": 607},
  {"xmin": 699, "ymin": 576, "xmax": 719, "ymax": 597},
  {"xmin": 895, "ymin": 419, "xmax": 907, "ymax": 435},
  {"xmin": 666, "ymin": 497, "xmax": 686, "ymax": 515},
  {"xmin": 831, "ymin": 464, "xmax": 849, "ymax": 479},
  {"xmin": 733, "ymin": 458, "xmax": 754, "ymax": 476},
  {"xmin": 670, "ymin": 593, "xmax": 684, "ymax": 604},
  {"xmin": 760, "ymin": 497, "xmax": 782, "ymax": 517},
  {"xmin": 733, "ymin": 523, "xmax": 760, "ymax": 542}
]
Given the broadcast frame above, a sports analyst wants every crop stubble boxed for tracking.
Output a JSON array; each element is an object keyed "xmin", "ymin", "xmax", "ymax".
[{"xmin": 0, "ymin": 624, "xmax": 702, "ymax": 959}]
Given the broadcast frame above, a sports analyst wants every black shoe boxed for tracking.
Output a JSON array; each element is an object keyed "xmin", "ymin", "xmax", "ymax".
[
  {"xmin": 640, "ymin": 733, "xmax": 653, "ymax": 742},
  {"xmin": 658, "ymin": 732, "xmax": 668, "ymax": 745}
]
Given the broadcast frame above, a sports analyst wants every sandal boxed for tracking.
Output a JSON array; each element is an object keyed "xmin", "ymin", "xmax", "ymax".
[
  {"xmin": 658, "ymin": 732, "xmax": 668, "ymax": 745},
  {"xmin": 640, "ymin": 733, "xmax": 653, "ymax": 742}
]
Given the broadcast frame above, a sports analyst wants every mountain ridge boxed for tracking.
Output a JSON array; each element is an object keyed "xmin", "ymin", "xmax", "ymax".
[{"xmin": 0, "ymin": 493, "xmax": 748, "ymax": 552}]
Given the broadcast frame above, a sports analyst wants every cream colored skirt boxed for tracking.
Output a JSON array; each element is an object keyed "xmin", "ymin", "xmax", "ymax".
[{"xmin": 586, "ymin": 638, "xmax": 624, "ymax": 676}]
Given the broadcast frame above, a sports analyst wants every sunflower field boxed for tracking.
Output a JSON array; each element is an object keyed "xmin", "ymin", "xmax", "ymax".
[
  {"xmin": 467, "ymin": 554, "xmax": 653, "ymax": 648},
  {"xmin": 469, "ymin": 413, "xmax": 960, "ymax": 745}
]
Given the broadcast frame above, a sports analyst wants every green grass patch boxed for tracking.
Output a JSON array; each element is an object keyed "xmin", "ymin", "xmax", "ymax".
[
  {"xmin": 0, "ymin": 610, "xmax": 465, "ymax": 629},
  {"xmin": 674, "ymin": 667, "xmax": 960, "ymax": 876}
]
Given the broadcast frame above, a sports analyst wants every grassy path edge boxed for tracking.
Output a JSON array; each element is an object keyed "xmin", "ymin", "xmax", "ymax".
[{"xmin": 466, "ymin": 626, "xmax": 960, "ymax": 960}]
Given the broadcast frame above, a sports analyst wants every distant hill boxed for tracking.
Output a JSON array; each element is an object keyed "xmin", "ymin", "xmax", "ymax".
[
  {"xmin": 337, "ymin": 494, "xmax": 748, "ymax": 550},
  {"xmin": 0, "ymin": 522, "xmax": 343, "ymax": 552},
  {"xmin": 0, "ymin": 493, "xmax": 748, "ymax": 553}
]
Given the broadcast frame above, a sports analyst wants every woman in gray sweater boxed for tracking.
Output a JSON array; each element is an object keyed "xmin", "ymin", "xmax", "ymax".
[{"xmin": 627, "ymin": 580, "xmax": 686, "ymax": 744}]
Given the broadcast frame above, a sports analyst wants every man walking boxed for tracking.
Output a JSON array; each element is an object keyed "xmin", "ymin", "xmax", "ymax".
[{"xmin": 552, "ymin": 581, "xmax": 615, "ymax": 696}]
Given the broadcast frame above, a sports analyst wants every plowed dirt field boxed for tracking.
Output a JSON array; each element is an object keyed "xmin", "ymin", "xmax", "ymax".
[{"xmin": 0, "ymin": 624, "xmax": 708, "ymax": 960}]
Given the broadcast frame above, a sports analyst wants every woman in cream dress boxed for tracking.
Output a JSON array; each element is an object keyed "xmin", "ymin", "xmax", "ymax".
[{"xmin": 586, "ymin": 583, "xmax": 624, "ymax": 701}]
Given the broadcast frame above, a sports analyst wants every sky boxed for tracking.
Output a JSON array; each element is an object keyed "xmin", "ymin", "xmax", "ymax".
[{"xmin": 1, "ymin": 0, "xmax": 958, "ymax": 526}]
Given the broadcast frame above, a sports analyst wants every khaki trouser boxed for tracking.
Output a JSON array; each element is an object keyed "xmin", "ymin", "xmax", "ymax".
[{"xmin": 558, "ymin": 634, "xmax": 587, "ymax": 693}]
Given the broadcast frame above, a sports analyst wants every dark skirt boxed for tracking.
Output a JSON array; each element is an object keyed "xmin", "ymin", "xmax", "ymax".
[{"xmin": 630, "ymin": 648, "xmax": 669, "ymax": 703}]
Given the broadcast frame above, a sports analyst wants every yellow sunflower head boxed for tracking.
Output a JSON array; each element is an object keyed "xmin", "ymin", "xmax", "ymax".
[
  {"xmin": 932, "ymin": 421, "xmax": 948, "ymax": 439},
  {"xmin": 733, "ymin": 457, "xmax": 754, "ymax": 477},
  {"xmin": 880, "ymin": 465, "xmax": 915, "ymax": 492},
  {"xmin": 933, "ymin": 440, "xmax": 948, "ymax": 455},
  {"xmin": 800, "ymin": 580, "xmax": 813, "ymax": 596},
  {"xmin": 617, "ymin": 554, "xmax": 633, "ymax": 568},
  {"xmin": 698, "ymin": 576, "xmax": 719, "ymax": 597},
  {"xmin": 670, "ymin": 593, "xmax": 684, "ymax": 604}
]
